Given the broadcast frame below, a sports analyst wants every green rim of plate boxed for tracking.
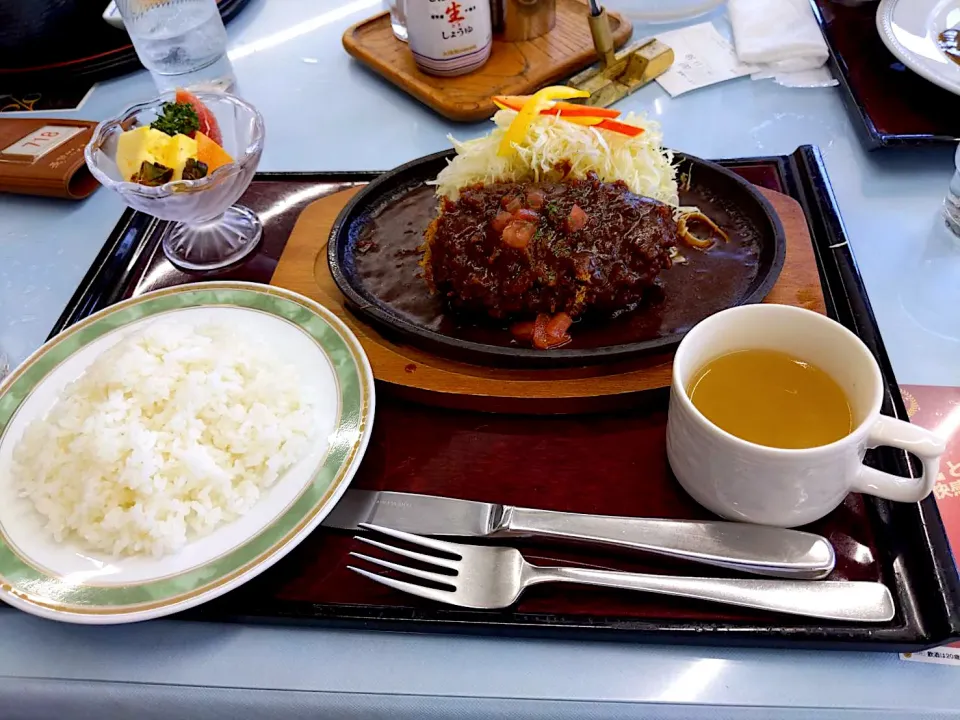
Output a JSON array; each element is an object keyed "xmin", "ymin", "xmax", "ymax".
[{"xmin": 0, "ymin": 283, "xmax": 369, "ymax": 615}]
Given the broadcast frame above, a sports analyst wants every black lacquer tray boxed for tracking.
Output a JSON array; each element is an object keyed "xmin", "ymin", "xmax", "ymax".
[
  {"xmin": 811, "ymin": 0, "xmax": 960, "ymax": 148},
  {"xmin": 46, "ymin": 146, "xmax": 960, "ymax": 650},
  {"xmin": 0, "ymin": 0, "xmax": 252, "ymax": 89}
]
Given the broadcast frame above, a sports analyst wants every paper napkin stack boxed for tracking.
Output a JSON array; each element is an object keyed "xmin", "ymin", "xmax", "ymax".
[{"xmin": 728, "ymin": 0, "xmax": 836, "ymax": 87}]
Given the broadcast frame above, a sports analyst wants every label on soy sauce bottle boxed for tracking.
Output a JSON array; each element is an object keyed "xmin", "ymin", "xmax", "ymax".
[{"xmin": 406, "ymin": 0, "xmax": 492, "ymax": 76}]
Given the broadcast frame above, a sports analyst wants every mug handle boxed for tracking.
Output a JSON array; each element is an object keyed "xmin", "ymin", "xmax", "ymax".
[{"xmin": 850, "ymin": 416, "xmax": 947, "ymax": 503}]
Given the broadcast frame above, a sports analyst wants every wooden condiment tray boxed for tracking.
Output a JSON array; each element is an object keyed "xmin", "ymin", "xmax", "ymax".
[{"xmin": 342, "ymin": 1, "xmax": 633, "ymax": 122}]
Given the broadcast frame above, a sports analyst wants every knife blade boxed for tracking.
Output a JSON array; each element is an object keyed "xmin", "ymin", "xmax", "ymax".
[
  {"xmin": 322, "ymin": 490, "xmax": 836, "ymax": 579},
  {"xmin": 324, "ymin": 489, "xmax": 500, "ymax": 537}
]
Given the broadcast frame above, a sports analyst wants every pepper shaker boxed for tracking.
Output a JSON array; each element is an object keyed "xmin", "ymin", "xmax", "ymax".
[
  {"xmin": 493, "ymin": 0, "xmax": 556, "ymax": 41},
  {"xmin": 407, "ymin": 0, "xmax": 493, "ymax": 76}
]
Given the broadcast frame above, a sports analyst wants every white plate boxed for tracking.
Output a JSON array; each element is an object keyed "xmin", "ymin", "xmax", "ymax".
[
  {"xmin": 877, "ymin": 0, "xmax": 960, "ymax": 96},
  {"xmin": 0, "ymin": 282, "xmax": 375, "ymax": 624}
]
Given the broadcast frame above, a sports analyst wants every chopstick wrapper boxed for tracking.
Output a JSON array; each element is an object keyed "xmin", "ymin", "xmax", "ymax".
[
  {"xmin": 728, "ymin": 0, "xmax": 836, "ymax": 87},
  {"xmin": 0, "ymin": 118, "xmax": 99, "ymax": 200}
]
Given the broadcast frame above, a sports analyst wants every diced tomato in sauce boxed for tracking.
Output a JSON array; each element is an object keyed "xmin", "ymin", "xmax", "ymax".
[
  {"xmin": 532, "ymin": 312, "xmax": 573, "ymax": 349},
  {"xmin": 545, "ymin": 312, "xmax": 573, "ymax": 342},
  {"xmin": 491, "ymin": 211, "xmax": 513, "ymax": 234},
  {"xmin": 513, "ymin": 208, "xmax": 540, "ymax": 223},
  {"xmin": 566, "ymin": 204, "xmax": 588, "ymax": 233},
  {"xmin": 502, "ymin": 221, "xmax": 535, "ymax": 249},
  {"xmin": 501, "ymin": 195, "xmax": 522, "ymax": 213},
  {"xmin": 526, "ymin": 190, "xmax": 546, "ymax": 209},
  {"xmin": 510, "ymin": 320, "xmax": 536, "ymax": 342}
]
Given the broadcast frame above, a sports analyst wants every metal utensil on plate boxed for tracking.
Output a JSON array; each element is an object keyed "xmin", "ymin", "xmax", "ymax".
[
  {"xmin": 324, "ymin": 490, "xmax": 836, "ymax": 579},
  {"xmin": 349, "ymin": 525, "xmax": 895, "ymax": 622}
]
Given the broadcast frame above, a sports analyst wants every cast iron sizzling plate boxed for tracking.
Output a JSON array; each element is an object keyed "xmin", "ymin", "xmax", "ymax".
[{"xmin": 328, "ymin": 149, "xmax": 786, "ymax": 367}]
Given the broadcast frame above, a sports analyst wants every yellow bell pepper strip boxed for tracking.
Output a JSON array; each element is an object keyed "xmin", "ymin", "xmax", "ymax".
[
  {"xmin": 498, "ymin": 86, "xmax": 590, "ymax": 157},
  {"xmin": 493, "ymin": 95, "xmax": 621, "ymax": 119}
]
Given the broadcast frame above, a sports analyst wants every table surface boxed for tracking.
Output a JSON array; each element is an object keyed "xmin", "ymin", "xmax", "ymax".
[{"xmin": 2, "ymin": 0, "xmax": 960, "ymax": 717}]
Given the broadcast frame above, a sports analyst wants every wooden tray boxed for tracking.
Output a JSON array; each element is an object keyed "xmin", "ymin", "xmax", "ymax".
[
  {"xmin": 269, "ymin": 185, "xmax": 825, "ymax": 413},
  {"xmin": 342, "ymin": 1, "xmax": 633, "ymax": 122}
]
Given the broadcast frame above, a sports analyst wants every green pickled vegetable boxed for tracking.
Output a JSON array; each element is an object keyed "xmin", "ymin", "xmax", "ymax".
[
  {"xmin": 132, "ymin": 161, "xmax": 174, "ymax": 186},
  {"xmin": 181, "ymin": 158, "xmax": 209, "ymax": 180}
]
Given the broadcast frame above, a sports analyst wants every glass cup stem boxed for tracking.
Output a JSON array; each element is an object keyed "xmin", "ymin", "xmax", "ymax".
[
  {"xmin": 944, "ymin": 144, "xmax": 960, "ymax": 239},
  {"xmin": 162, "ymin": 204, "xmax": 263, "ymax": 272}
]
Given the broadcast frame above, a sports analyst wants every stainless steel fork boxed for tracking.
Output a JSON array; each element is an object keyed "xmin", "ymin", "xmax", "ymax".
[{"xmin": 349, "ymin": 524, "xmax": 895, "ymax": 622}]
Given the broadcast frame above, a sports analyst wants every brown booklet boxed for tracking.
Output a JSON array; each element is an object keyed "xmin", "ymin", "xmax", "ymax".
[{"xmin": 0, "ymin": 118, "xmax": 100, "ymax": 200}]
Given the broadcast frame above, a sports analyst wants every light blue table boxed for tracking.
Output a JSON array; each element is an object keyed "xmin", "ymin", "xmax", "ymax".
[{"xmin": 2, "ymin": 1, "xmax": 959, "ymax": 717}]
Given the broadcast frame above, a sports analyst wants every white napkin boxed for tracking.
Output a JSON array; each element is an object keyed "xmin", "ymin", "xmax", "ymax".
[{"xmin": 728, "ymin": 0, "xmax": 836, "ymax": 86}]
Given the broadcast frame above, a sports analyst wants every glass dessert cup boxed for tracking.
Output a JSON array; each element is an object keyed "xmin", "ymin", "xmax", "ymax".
[{"xmin": 85, "ymin": 91, "xmax": 265, "ymax": 272}]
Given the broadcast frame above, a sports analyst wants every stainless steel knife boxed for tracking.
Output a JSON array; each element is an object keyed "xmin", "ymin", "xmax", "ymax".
[{"xmin": 322, "ymin": 490, "xmax": 836, "ymax": 579}]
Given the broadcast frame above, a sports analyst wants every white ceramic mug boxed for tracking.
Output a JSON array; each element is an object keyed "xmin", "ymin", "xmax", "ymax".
[{"xmin": 666, "ymin": 304, "xmax": 946, "ymax": 528}]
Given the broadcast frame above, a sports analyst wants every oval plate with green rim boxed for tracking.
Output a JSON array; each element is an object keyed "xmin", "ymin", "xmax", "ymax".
[{"xmin": 0, "ymin": 281, "xmax": 375, "ymax": 624}]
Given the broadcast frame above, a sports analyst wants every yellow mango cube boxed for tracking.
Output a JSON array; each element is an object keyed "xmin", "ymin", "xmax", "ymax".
[
  {"xmin": 164, "ymin": 134, "xmax": 199, "ymax": 180},
  {"xmin": 116, "ymin": 126, "xmax": 176, "ymax": 182}
]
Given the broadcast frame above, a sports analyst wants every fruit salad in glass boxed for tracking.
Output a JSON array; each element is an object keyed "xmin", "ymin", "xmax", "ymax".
[{"xmin": 85, "ymin": 90, "xmax": 265, "ymax": 272}]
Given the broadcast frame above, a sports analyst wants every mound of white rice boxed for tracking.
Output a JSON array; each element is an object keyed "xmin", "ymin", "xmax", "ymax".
[{"xmin": 13, "ymin": 321, "xmax": 319, "ymax": 558}]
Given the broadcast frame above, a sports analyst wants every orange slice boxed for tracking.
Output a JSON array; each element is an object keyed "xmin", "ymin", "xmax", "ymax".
[{"xmin": 195, "ymin": 131, "xmax": 234, "ymax": 174}]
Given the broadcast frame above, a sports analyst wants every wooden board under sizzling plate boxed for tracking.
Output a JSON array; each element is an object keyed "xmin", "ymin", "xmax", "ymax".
[{"xmin": 270, "ymin": 185, "xmax": 825, "ymax": 413}]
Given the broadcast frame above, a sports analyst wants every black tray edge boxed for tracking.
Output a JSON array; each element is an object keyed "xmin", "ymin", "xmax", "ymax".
[
  {"xmin": 40, "ymin": 154, "xmax": 960, "ymax": 651},
  {"xmin": 789, "ymin": 145, "xmax": 960, "ymax": 642}
]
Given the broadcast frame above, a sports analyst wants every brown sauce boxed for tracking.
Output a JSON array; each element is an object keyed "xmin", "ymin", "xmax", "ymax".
[{"xmin": 353, "ymin": 183, "xmax": 761, "ymax": 351}]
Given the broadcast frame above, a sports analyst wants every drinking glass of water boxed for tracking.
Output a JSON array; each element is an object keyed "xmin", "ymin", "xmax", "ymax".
[
  {"xmin": 944, "ymin": 143, "xmax": 960, "ymax": 238},
  {"xmin": 115, "ymin": 0, "xmax": 228, "ymax": 76}
]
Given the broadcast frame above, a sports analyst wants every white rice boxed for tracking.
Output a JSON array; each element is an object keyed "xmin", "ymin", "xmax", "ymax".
[{"xmin": 12, "ymin": 321, "xmax": 319, "ymax": 558}]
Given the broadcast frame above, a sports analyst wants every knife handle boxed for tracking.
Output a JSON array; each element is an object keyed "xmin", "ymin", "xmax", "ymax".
[{"xmin": 494, "ymin": 508, "xmax": 836, "ymax": 579}]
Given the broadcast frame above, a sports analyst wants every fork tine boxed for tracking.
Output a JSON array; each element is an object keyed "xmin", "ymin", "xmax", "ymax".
[
  {"xmin": 355, "ymin": 536, "xmax": 459, "ymax": 570},
  {"xmin": 350, "ymin": 552, "xmax": 457, "ymax": 586},
  {"xmin": 348, "ymin": 566, "xmax": 456, "ymax": 605},
  {"xmin": 360, "ymin": 523, "xmax": 463, "ymax": 556}
]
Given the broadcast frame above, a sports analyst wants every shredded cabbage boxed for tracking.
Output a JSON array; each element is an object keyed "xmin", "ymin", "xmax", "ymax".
[{"xmin": 433, "ymin": 109, "xmax": 679, "ymax": 206}]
